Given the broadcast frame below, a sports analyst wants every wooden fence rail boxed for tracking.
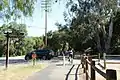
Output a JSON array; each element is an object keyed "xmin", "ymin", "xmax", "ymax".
[{"xmin": 81, "ymin": 55, "xmax": 117, "ymax": 80}]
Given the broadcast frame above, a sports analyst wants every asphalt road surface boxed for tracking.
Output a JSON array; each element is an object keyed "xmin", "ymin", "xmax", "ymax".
[
  {"xmin": 0, "ymin": 56, "xmax": 27, "ymax": 66},
  {"xmin": 0, "ymin": 55, "xmax": 120, "ymax": 66},
  {"xmin": 0, "ymin": 56, "xmax": 63, "ymax": 66}
]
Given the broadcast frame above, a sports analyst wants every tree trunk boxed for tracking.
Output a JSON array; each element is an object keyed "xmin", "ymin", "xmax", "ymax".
[
  {"xmin": 96, "ymin": 33, "xmax": 102, "ymax": 52},
  {"xmin": 95, "ymin": 24, "xmax": 102, "ymax": 53},
  {"xmin": 105, "ymin": 18, "xmax": 113, "ymax": 53}
]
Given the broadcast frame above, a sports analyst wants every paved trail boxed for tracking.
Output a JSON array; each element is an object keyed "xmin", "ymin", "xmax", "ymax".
[{"xmin": 26, "ymin": 60, "xmax": 85, "ymax": 80}]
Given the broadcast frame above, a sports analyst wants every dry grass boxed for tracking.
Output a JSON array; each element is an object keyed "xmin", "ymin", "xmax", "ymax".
[{"xmin": 0, "ymin": 63, "xmax": 47, "ymax": 80}]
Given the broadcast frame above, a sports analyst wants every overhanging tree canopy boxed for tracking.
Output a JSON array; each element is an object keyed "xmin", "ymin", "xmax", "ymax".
[{"xmin": 0, "ymin": 0, "xmax": 37, "ymax": 21}]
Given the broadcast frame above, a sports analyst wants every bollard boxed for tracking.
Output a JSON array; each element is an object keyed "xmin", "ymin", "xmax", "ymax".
[
  {"xmin": 98, "ymin": 53, "xmax": 100, "ymax": 62},
  {"xmin": 63, "ymin": 55, "xmax": 65, "ymax": 66},
  {"xmin": 106, "ymin": 69, "xmax": 117, "ymax": 80},
  {"xmin": 103, "ymin": 53, "xmax": 106, "ymax": 69},
  {"xmin": 91, "ymin": 61, "xmax": 95, "ymax": 80}
]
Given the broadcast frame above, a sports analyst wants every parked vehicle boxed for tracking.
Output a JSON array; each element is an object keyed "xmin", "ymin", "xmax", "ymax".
[{"xmin": 25, "ymin": 49, "xmax": 54, "ymax": 60}]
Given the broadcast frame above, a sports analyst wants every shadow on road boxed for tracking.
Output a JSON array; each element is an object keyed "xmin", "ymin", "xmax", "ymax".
[
  {"xmin": 65, "ymin": 64, "xmax": 83, "ymax": 80},
  {"xmin": 75, "ymin": 64, "xmax": 80, "ymax": 80},
  {"xmin": 98, "ymin": 63, "xmax": 105, "ymax": 69},
  {"xmin": 51, "ymin": 60, "xmax": 59, "ymax": 63},
  {"xmin": 0, "ymin": 59, "xmax": 27, "ymax": 66},
  {"xmin": 56, "ymin": 63, "xmax": 73, "ymax": 66},
  {"xmin": 65, "ymin": 65, "xmax": 75, "ymax": 80}
]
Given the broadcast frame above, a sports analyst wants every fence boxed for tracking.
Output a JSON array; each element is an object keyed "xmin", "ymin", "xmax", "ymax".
[
  {"xmin": 97, "ymin": 54, "xmax": 120, "ymax": 69},
  {"xmin": 81, "ymin": 55, "xmax": 117, "ymax": 80}
]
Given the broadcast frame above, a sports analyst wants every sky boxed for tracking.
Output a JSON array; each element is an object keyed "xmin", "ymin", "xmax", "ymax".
[
  {"xmin": 24, "ymin": 0, "xmax": 66, "ymax": 37},
  {"xmin": 0, "ymin": 0, "xmax": 66, "ymax": 37}
]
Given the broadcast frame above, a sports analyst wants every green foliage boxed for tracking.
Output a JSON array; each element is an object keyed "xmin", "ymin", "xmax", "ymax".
[
  {"xmin": 53, "ymin": 0, "xmax": 120, "ymax": 54},
  {"xmin": 0, "ymin": 0, "xmax": 37, "ymax": 21},
  {"xmin": 47, "ymin": 27, "xmax": 70, "ymax": 52},
  {"xmin": 32, "ymin": 37, "xmax": 44, "ymax": 49},
  {"xmin": 0, "ymin": 22, "xmax": 27, "ymax": 56},
  {"xmin": 0, "ymin": 38, "xmax": 5, "ymax": 57},
  {"xmin": 22, "ymin": 37, "xmax": 44, "ymax": 55},
  {"xmin": 0, "ymin": 0, "xmax": 45, "ymax": 57},
  {"xmin": 0, "ymin": 22, "xmax": 44, "ymax": 56}
]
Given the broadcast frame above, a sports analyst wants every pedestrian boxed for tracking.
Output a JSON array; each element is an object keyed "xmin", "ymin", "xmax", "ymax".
[{"xmin": 68, "ymin": 48, "xmax": 73, "ymax": 63}]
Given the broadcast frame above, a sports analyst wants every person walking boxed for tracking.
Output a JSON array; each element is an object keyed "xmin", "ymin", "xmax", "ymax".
[{"xmin": 68, "ymin": 48, "xmax": 73, "ymax": 64}]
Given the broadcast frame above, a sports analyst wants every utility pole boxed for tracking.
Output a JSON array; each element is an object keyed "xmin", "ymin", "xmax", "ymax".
[
  {"xmin": 45, "ymin": 1, "xmax": 47, "ymax": 47},
  {"xmin": 41, "ymin": 0, "xmax": 51, "ymax": 47}
]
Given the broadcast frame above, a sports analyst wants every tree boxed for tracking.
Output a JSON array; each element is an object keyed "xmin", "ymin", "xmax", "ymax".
[
  {"xmin": 32, "ymin": 37, "xmax": 44, "ymax": 49},
  {"xmin": 0, "ymin": 0, "xmax": 37, "ymax": 21},
  {"xmin": 0, "ymin": 22, "xmax": 27, "ymax": 56},
  {"xmin": 60, "ymin": 0, "xmax": 120, "ymax": 54},
  {"xmin": 23, "ymin": 37, "xmax": 44, "ymax": 55},
  {"xmin": 47, "ymin": 27, "xmax": 70, "ymax": 52}
]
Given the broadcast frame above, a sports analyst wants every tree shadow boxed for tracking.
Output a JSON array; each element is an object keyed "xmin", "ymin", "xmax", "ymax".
[
  {"xmin": 75, "ymin": 64, "xmax": 80, "ymax": 80},
  {"xmin": 98, "ymin": 63, "xmax": 105, "ymax": 69},
  {"xmin": 56, "ymin": 63, "xmax": 73, "ymax": 66},
  {"xmin": 65, "ymin": 64, "xmax": 82, "ymax": 80},
  {"xmin": 65, "ymin": 65, "xmax": 75, "ymax": 80},
  {"xmin": 0, "ymin": 59, "xmax": 27, "ymax": 65}
]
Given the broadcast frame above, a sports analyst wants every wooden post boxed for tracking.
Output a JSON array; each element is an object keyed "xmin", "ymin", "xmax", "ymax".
[
  {"xmin": 85, "ymin": 57, "xmax": 88, "ymax": 70},
  {"xmin": 88, "ymin": 55, "xmax": 92, "ymax": 62},
  {"xmin": 4, "ymin": 32, "xmax": 24, "ymax": 69},
  {"xmin": 98, "ymin": 53, "xmax": 100, "ymax": 62},
  {"xmin": 106, "ymin": 69, "xmax": 117, "ymax": 80},
  {"xmin": 81, "ymin": 55, "xmax": 84, "ymax": 68},
  {"xmin": 85, "ymin": 57, "xmax": 88, "ymax": 80},
  {"xmin": 91, "ymin": 61, "xmax": 95, "ymax": 80},
  {"xmin": 83, "ymin": 56, "xmax": 85, "ymax": 73},
  {"xmin": 103, "ymin": 53, "xmax": 106, "ymax": 69},
  {"xmin": 6, "ymin": 32, "xmax": 10, "ymax": 69}
]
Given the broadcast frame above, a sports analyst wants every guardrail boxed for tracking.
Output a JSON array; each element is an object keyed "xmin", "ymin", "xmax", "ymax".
[{"xmin": 81, "ymin": 55, "xmax": 117, "ymax": 80}]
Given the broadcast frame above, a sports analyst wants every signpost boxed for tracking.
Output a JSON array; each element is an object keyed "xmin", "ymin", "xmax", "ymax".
[
  {"xmin": 5, "ymin": 32, "xmax": 10, "ymax": 69},
  {"xmin": 4, "ymin": 31, "xmax": 24, "ymax": 69}
]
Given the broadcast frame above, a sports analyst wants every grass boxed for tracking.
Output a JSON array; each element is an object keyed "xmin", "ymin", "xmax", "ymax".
[{"xmin": 0, "ymin": 63, "xmax": 48, "ymax": 80}]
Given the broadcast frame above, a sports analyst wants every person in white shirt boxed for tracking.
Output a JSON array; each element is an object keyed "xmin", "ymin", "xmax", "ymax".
[{"xmin": 68, "ymin": 48, "xmax": 73, "ymax": 63}]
